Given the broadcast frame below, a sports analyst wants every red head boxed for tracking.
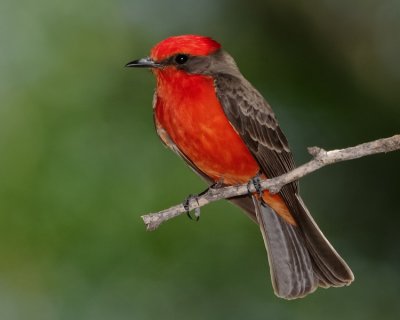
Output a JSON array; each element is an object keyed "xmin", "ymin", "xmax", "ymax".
[
  {"xmin": 126, "ymin": 35, "xmax": 239, "ymax": 80},
  {"xmin": 150, "ymin": 35, "xmax": 221, "ymax": 62}
]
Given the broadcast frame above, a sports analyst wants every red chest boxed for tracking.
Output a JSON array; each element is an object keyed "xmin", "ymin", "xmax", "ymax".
[{"xmin": 154, "ymin": 70, "xmax": 259, "ymax": 184}]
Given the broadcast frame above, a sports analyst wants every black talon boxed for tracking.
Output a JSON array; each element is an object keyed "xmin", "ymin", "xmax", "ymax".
[
  {"xmin": 183, "ymin": 194, "xmax": 192, "ymax": 219},
  {"xmin": 183, "ymin": 194, "xmax": 199, "ymax": 221},
  {"xmin": 247, "ymin": 180, "xmax": 253, "ymax": 195},
  {"xmin": 183, "ymin": 194, "xmax": 191, "ymax": 211},
  {"xmin": 187, "ymin": 211, "xmax": 194, "ymax": 220},
  {"xmin": 248, "ymin": 172, "xmax": 263, "ymax": 197},
  {"xmin": 253, "ymin": 176, "xmax": 263, "ymax": 197}
]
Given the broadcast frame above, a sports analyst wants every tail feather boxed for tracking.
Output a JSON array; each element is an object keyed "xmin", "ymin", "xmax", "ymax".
[
  {"xmin": 294, "ymin": 194, "xmax": 354, "ymax": 286},
  {"xmin": 247, "ymin": 194, "xmax": 353, "ymax": 299},
  {"xmin": 252, "ymin": 196, "xmax": 318, "ymax": 299}
]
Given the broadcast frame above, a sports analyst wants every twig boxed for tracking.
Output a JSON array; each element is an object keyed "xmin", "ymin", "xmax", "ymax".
[{"xmin": 141, "ymin": 134, "xmax": 400, "ymax": 231}]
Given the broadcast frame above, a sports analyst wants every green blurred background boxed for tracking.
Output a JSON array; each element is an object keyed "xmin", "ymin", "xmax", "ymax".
[{"xmin": 1, "ymin": 0, "xmax": 399, "ymax": 319}]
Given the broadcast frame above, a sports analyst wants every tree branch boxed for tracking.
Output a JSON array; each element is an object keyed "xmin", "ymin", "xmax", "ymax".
[{"xmin": 141, "ymin": 134, "xmax": 400, "ymax": 231}]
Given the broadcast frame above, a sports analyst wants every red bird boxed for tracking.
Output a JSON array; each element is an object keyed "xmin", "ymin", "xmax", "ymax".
[{"xmin": 127, "ymin": 35, "xmax": 354, "ymax": 299}]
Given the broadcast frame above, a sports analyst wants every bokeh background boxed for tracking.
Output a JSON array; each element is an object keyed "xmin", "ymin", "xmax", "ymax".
[{"xmin": 1, "ymin": 0, "xmax": 399, "ymax": 319}]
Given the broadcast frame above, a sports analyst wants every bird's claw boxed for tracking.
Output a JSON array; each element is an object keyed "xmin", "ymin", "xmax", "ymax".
[
  {"xmin": 247, "ymin": 174, "xmax": 263, "ymax": 197},
  {"xmin": 183, "ymin": 194, "xmax": 200, "ymax": 221}
]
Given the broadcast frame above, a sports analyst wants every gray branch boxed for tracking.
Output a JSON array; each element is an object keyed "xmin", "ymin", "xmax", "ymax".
[{"xmin": 141, "ymin": 134, "xmax": 400, "ymax": 231}]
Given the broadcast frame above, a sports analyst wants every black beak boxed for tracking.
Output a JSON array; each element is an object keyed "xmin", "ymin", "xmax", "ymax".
[{"xmin": 125, "ymin": 56, "xmax": 161, "ymax": 68}]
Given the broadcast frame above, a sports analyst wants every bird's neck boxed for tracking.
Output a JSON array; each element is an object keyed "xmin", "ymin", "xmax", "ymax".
[{"xmin": 154, "ymin": 69, "xmax": 214, "ymax": 102}]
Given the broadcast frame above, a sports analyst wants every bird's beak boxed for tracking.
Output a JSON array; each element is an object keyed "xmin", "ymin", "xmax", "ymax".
[{"xmin": 125, "ymin": 57, "xmax": 161, "ymax": 68}]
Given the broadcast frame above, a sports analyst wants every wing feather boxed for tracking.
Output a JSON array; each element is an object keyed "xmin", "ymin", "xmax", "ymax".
[{"xmin": 214, "ymin": 74, "xmax": 298, "ymax": 197}]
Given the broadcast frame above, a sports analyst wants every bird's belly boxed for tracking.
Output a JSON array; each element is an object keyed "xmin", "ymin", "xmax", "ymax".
[
  {"xmin": 180, "ymin": 121, "xmax": 259, "ymax": 184},
  {"xmin": 155, "ymin": 90, "xmax": 259, "ymax": 185}
]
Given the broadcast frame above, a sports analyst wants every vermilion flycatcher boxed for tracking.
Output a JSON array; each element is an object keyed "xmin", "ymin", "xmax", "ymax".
[{"xmin": 126, "ymin": 35, "xmax": 354, "ymax": 299}]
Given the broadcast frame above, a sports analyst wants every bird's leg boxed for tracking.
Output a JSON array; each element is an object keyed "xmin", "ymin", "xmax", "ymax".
[
  {"xmin": 247, "ymin": 171, "xmax": 264, "ymax": 197},
  {"xmin": 199, "ymin": 179, "xmax": 225, "ymax": 196},
  {"xmin": 210, "ymin": 179, "xmax": 225, "ymax": 190}
]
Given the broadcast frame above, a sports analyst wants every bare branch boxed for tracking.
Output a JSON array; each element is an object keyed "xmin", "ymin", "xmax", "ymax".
[{"xmin": 141, "ymin": 134, "xmax": 400, "ymax": 231}]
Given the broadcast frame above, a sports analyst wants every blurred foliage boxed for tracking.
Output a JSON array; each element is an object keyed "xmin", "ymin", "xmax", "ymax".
[{"xmin": 1, "ymin": 0, "xmax": 399, "ymax": 319}]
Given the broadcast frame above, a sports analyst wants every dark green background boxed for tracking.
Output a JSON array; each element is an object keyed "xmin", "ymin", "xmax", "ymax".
[{"xmin": 1, "ymin": 0, "xmax": 399, "ymax": 319}]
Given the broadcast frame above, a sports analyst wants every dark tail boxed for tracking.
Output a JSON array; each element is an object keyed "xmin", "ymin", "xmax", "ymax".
[
  {"xmin": 249, "ymin": 194, "xmax": 354, "ymax": 299},
  {"xmin": 293, "ymin": 195, "xmax": 354, "ymax": 288}
]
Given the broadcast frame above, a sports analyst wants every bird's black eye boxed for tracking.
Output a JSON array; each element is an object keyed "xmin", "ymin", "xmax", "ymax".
[{"xmin": 175, "ymin": 54, "xmax": 189, "ymax": 65}]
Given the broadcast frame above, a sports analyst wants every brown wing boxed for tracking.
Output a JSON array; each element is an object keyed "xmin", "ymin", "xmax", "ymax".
[{"xmin": 214, "ymin": 74, "xmax": 298, "ymax": 206}]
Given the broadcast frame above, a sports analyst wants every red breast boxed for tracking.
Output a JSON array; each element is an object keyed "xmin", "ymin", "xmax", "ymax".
[{"xmin": 154, "ymin": 66, "xmax": 259, "ymax": 185}]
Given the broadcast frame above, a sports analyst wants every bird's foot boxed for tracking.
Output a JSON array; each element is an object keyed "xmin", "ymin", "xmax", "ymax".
[
  {"xmin": 247, "ymin": 172, "xmax": 264, "ymax": 197},
  {"xmin": 183, "ymin": 194, "xmax": 201, "ymax": 221},
  {"xmin": 183, "ymin": 180, "xmax": 224, "ymax": 221}
]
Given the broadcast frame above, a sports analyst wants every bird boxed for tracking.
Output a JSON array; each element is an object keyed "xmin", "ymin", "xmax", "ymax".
[{"xmin": 126, "ymin": 34, "xmax": 354, "ymax": 299}]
